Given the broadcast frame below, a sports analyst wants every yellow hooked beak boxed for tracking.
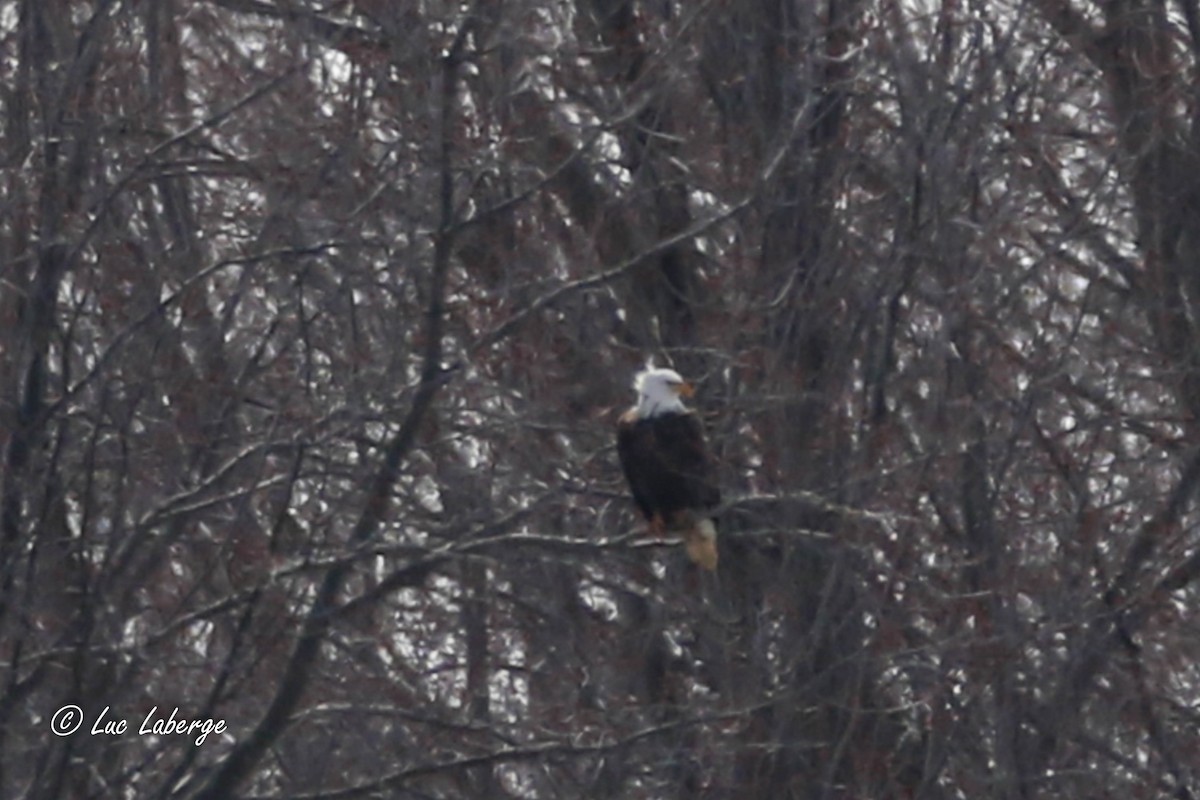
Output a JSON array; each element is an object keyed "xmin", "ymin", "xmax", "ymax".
[{"xmin": 676, "ymin": 382, "xmax": 695, "ymax": 398}]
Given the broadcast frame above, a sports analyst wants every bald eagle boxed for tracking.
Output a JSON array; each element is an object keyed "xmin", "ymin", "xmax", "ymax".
[{"xmin": 617, "ymin": 367, "xmax": 721, "ymax": 570}]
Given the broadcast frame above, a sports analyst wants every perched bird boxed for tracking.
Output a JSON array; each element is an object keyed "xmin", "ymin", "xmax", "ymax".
[{"xmin": 616, "ymin": 366, "xmax": 721, "ymax": 570}]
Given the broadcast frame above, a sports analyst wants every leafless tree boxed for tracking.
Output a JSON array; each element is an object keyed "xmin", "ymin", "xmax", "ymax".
[{"xmin": 4, "ymin": 0, "xmax": 1200, "ymax": 798}]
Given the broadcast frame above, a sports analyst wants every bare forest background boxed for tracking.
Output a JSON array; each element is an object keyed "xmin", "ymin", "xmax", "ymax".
[{"xmin": 5, "ymin": 0, "xmax": 1200, "ymax": 797}]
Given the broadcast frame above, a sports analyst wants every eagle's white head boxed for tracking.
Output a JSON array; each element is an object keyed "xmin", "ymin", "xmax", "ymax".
[{"xmin": 633, "ymin": 367, "xmax": 694, "ymax": 418}]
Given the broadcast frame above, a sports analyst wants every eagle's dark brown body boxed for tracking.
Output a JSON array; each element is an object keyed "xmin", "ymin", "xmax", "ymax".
[{"xmin": 617, "ymin": 408, "xmax": 720, "ymax": 569}]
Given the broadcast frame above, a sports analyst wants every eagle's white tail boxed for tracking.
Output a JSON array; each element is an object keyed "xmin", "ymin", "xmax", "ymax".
[{"xmin": 684, "ymin": 517, "xmax": 718, "ymax": 571}]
